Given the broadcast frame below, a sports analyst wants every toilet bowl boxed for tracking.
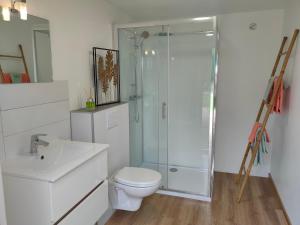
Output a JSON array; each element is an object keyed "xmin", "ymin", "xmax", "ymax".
[{"xmin": 109, "ymin": 167, "xmax": 161, "ymax": 211}]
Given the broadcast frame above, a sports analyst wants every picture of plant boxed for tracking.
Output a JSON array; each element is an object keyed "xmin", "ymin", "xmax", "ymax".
[{"xmin": 93, "ymin": 48, "xmax": 120, "ymax": 106}]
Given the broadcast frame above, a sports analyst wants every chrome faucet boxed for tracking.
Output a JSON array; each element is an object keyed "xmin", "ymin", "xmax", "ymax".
[{"xmin": 30, "ymin": 134, "xmax": 49, "ymax": 154}]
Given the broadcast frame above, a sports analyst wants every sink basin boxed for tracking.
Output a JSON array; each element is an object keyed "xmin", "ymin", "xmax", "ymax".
[
  {"xmin": 2, "ymin": 139, "xmax": 109, "ymax": 182},
  {"xmin": 2, "ymin": 138, "xmax": 109, "ymax": 225}
]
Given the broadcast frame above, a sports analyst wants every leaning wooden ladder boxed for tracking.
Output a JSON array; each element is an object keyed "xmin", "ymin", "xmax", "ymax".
[
  {"xmin": 236, "ymin": 29, "xmax": 300, "ymax": 203},
  {"xmin": 0, "ymin": 44, "xmax": 30, "ymax": 76}
]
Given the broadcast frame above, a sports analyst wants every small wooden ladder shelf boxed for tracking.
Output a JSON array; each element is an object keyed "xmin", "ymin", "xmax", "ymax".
[
  {"xmin": 236, "ymin": 29, "xmax": 300, "ymax": 203},
  {"xmin": 0, "ymin": 44, "xmax": 29, "ymax": 76}
]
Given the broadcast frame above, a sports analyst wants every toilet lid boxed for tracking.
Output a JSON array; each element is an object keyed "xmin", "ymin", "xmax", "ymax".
[{"xmin": 114, "ymin": 167, "xmax": 161, "ymax": 188}]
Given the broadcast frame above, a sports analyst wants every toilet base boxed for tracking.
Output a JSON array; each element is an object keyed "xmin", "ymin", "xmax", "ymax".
[{"xmin": 109, "ymin": 183, "xmax": 143, "ymax": 211}]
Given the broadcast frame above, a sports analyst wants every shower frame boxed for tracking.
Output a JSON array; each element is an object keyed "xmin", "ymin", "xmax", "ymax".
[{"xmin": 114, "ymin": 17, "xmax": 219, "ymax": 201}]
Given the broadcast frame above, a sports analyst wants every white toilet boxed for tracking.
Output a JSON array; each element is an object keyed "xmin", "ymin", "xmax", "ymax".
[{"xmin": 109, "ymin": 167, "xmax": 161, "ymax": 211}]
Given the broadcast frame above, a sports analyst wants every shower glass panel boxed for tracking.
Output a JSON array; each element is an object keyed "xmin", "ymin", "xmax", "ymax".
[
  {"xmin": 118, "ymin": 18, "xmax": 217, "ymax": 198},
  {"xmin": 167, "ymin": 24, "xmax": 216, "ymax": 196},
  {"xmin": 119, "ymin": 26, "xmax": 168, "ymax": 178}
]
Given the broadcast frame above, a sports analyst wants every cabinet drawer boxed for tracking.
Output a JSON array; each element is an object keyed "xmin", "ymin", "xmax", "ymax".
[
  {"xmin": 51, "ymin": 151, "xmax": 107, "ymax": 222},
  {"xmin": 58, "ymin": 181, "xmax": 108, "ymax": 225}
]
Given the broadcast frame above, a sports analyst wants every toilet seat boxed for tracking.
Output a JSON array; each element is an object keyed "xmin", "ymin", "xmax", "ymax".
[{"xmin": 114, "ymin": 167, "xmax": 161, "ymax": 188}]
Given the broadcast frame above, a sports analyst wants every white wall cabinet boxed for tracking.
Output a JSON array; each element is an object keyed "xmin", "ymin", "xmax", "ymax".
[{"xmin": 71, "ymin": 103, "xmax": 130, "ymax": 177}]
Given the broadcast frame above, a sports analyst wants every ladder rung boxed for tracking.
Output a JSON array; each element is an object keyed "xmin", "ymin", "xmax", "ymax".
[
  {"xmin": 250, "ymin": 146, "xmax": 255, "ymax": 155},
  {"xmin": 280, "ymin": 51, "xmax": 288, "ymax": 56},
  {"xmin": 263, "ymin": 100, "xmax": 271, "ymax": 110},
  {"xmin": 249, "ymin": 144, "xmax": 253, "ymax": 150},
  {"xmin": 243, "ymin": 166, "xmax": 246, "ymax": 174}
]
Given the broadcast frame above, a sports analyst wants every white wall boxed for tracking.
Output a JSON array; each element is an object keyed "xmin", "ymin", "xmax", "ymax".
[
  {"xmin": 26, "ymin": 0, "xmax": 131, "ymax": 110},
  {"xmin": 0, "ymin": 166, "xmax": 6, "ymax": 225},
  {"xmin": 0, "ymin": 92, "xmax": 6, "ymax": 225},
  {"xmin": 0, "ymin": 131, "xmax": 6, "ymax": 225},
  {"xmin": 214, "ymin": 9, "xmax": 284, "ymax": 177},
  {"xmin": 270, "ymin": 0, "xmax": 300, "ymax": 224}
]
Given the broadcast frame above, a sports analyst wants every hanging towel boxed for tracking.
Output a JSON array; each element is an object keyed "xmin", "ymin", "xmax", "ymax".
[
  {"xmin": 248, "ymin": 122, "xmax": 270, "ymax": 144},
  {"xmin": 265, "ymin": 77, "xmax": 284, "ymax": 113},
  {"xmin": 248, "ymin": 122, "xmax": 270, "ymax": 165},
  {"xmin": 11, "ymin": 73, "xmax": 22, "ymax": 83},
  {"xmin": 254, "ymin": 127, "xmax": 269, "ymax": 165},
  {"xmin": 21, "ymin": 73, "xmax": 31, "ymax": 83},
  {"xmin": 9, "ymin": 73, "xmax": 30, "ymax": 83},
  {"xmin": 272, "ymin": 78, "xmax": 284, "ymax": 113},
  {"xmin": 2, "ymin": 73, "xmax": 12, "ymax": 84}
]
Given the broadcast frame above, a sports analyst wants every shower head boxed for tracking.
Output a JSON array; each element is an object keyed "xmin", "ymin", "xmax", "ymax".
[
  {"xmin": 141, "ymin": 31, "xmax": 150, "ymax": 39},
  {"xmin": 137, "ymin": 31, "xmax": 150, "ymax": 46}
]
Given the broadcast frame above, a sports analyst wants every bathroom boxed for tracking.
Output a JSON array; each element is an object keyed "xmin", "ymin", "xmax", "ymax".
[{"xmin": 0, "ymin": 0, "xmax": 300, "ymax": 225}]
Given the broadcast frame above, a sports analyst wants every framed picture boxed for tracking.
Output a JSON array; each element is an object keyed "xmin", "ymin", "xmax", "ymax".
[{"xmin": 93, "ymin": 47, "xmax": 120, "ymax": 106}]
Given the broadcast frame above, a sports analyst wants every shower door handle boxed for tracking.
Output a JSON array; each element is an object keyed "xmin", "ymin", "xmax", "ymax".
[{"xmin": 162, "ymin": 102, "xmax": 167, "ymax": 119}]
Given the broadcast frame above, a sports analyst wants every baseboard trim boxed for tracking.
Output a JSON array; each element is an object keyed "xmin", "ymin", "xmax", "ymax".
[{"xmin": 269, "ymin": 173, "xmax": 292, "ymax": 225}]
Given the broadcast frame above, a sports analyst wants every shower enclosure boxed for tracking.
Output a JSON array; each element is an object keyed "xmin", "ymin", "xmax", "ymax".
[{"xmin": 117, "ymin": 17, "xmax": 218, "ymax": 199}]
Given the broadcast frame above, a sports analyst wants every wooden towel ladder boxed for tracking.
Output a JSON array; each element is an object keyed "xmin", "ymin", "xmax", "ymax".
[
  {"xmin": 0, "ymin": 44, "xmax": 30, "ymax": 76},
  {"xmin": 236, "ymin": 29, "xmax": 300, "ymax": 203}
]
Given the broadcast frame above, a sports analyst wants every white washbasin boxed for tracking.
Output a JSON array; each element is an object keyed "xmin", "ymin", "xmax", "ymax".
[{"xmin": 1, "ymin": 139, "xmax": 109, "ymax": 182}]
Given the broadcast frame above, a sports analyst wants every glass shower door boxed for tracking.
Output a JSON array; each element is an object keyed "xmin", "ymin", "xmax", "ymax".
[
  {"xmin": 118, "ymin": 26, "xmax": 169, "ymax": 188},
  {"xmin": 167, "ymin": 24, "xmax": 216, "ymax": 196},
  {"xmin": 140, "ymin": 26, "xmax": 169, "ymax": 189}
]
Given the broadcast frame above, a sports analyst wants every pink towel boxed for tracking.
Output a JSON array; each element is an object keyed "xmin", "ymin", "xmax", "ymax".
[{"xmin": 248, "ymin": 122, "xmax": 270, "ymax": 144}]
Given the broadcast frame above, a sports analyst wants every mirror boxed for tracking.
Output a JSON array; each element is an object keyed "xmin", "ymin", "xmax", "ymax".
[{"xmin": 0, "ymin": 9, "xmax": 53, "ymax": 83}]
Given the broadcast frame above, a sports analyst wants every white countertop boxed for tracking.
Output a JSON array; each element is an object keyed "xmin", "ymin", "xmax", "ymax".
[{"xmin": 1, "ymin": 139, "xmax": 109, "ymax": 182}]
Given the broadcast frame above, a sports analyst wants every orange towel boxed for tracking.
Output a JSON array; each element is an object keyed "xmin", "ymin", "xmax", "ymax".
[
  {"xmin": 273, "ymin": 78, "xmax": 284, "ymax": 113},
  {"xmin": 248, "ymin": 122, "xmax": 270, "ymax": 144},
  {"xmin": 21, "ymin": 73, "xmax": 30, "ymax": 83},
  {"xmin": 2, "ymin": 73, "xmax": 12, "ymax": 84},
  {"xmin": 265, "ymin": 78, "xmax": 284, "ymax": 114}
]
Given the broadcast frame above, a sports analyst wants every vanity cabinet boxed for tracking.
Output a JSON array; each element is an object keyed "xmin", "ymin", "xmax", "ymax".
[{"xmin": 2, "ymin": 149, "xmax": 108, "ymax": 225}]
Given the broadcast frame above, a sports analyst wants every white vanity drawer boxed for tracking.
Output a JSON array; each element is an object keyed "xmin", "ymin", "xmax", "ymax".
[
  {"xmin": 58, "ymin": 181, "xmax": 108, "ymax": 225},
  {"xmin": 51, "ymin": 151, "xmax": 107, "ymax": 222}
]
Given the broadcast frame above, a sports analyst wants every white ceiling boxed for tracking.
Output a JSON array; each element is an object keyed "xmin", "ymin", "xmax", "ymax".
[{"xmin": 106, "ymin": 0, "xmax": 285, "ymax": 22}]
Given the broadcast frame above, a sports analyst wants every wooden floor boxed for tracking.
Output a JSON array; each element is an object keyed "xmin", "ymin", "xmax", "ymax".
[{"xmin": 105, "ymin": 172, "xmax": 288, "ymax": 225}]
